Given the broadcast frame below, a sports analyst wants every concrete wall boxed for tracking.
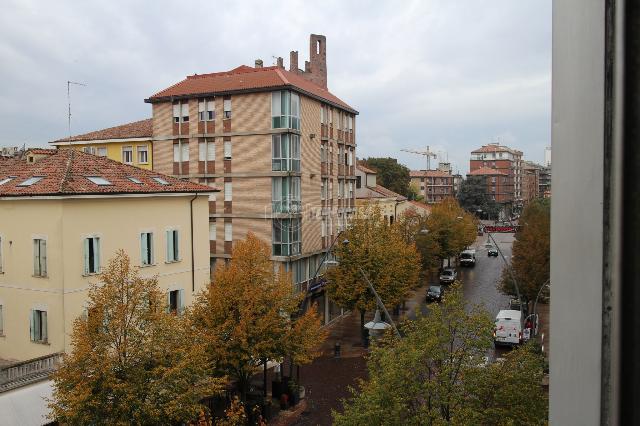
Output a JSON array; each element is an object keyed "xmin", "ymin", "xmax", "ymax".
[
  {"xmin": 550, "ymin": 0, "xmax": 605, "ymax": 424},
  {"xmin": 0, "ymin": 195, "xmax": 211, "ymax": 361}
]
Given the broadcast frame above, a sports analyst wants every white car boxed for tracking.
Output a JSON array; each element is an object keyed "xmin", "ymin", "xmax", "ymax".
[
  {"xmin": 494, "ymin": 310, "xmax": 522, "ymax": 346},
  {"xmin": 439, "ymin": 268, "xmax": 457, "ymax": 284}
]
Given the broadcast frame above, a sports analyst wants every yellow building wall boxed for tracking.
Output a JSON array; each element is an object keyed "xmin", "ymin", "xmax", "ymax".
[
  {"xmin": 0, "ymin": 195, "xmax": 211, "ymax": 361},
  {"xmin": 58, "ymin": 140, "xmax": 154, "ymax": 170}
]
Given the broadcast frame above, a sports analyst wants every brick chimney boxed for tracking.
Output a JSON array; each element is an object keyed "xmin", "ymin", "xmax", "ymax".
[
  {"xmin": 255, "ymin": 59, "xmax": 263, "ymax": 68},
  {"xmin": 289, "ymin": 51, "xmax": 299, "ymax": 73},
  {"xmin": 276, "ymin": 56, "xmax": 284, "ymax": 69},
  {"xmin": 306, "ymin": 34, "xmax": 327, "ymax": 89}
]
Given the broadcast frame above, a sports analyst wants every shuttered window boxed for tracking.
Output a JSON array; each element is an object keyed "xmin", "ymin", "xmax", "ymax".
[
  {"xmin": 224, "ymin": 222, "xmax": 232, "ymax": 242},
  {"xmin": 84, "ymin": 237, "xmax": 100, "ymax": 274},
  {"xmin": 167, "ymin": 289, "xmax": 185, "ymax": 315},
  {"xmin": 224, "ymin": 182, "xmax": 232, "ymax": 201},
  {"xmin": 224, "ymin": 141, "xmax": 232, "ymax": 159},
  {"xmin": 30, "ymin": 309, "xmax": 47, "ymax": 343},
  {"xmin": 166, "ymin": 230, "xmax": 179, "ymax": 262},
  {"xmin": 140, "ymin": 232, "xmax": 153, "ymax": 266},
  {"xmin": 33, "ymin": 239, "xmax": 47, "ymax": 277}
]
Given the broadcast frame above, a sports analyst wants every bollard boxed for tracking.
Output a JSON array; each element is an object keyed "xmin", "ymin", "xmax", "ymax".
[{"xmin": 334, "ymin": 342, "xmax": 341, "ymax": 358}]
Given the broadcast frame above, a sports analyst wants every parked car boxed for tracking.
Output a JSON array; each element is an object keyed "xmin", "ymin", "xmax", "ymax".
[
  {"xmin": 494, "ymin": 309, "xmax": 522, "ymax": 347},
  {"xmin": 487, "ymin": 245, "xmax": 499, "ymax": 257},
  {"xmin": 439, "ymin": 267, "xmax": 457, "ymax": 284},
  {"xmin": 426, "ymin": 285, "xmax": 443, "ymax": 302},
  {"xmin": 459, "ymin": 249, "xmax": 476, "ymax": 267}
]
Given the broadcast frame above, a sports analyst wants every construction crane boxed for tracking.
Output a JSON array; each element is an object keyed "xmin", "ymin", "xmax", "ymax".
[{"xmin": 401, "ymin": 146, "xmax": 438, "ymax": 170}]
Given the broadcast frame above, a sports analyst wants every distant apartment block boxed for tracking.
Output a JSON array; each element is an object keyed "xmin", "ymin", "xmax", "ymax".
[
  {"xmin": 0, "ymin": 149, "xmax": 215, "ymax": 361},
  {"xmin": 522, "ymin": 161, "xmax": 542, "ymax": 204},
  {"xmin": 356, "ymin": 164, "xmax": 406, "ymax": 224},
  {"xmin": 410, "ymin": 162, "xmax": 455, "ymax": 203},
  {"xmin": 469, "ymin": 143, "xmax": 523, "ymax": 205},
  {"xmin": 50, "ymin": 118, "xmax": 153, "ymax": 170},
  {"xmin": 145, "ymin": 35, "xmax": 358, "ymax": 311}
]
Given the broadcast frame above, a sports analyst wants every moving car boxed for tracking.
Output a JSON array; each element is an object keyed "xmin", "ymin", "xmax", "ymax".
[
  {"xmin": 439, "ymin": 267, "xmax": 457, "ymax": 284},
  {"xmin": 459, "ymin": 249, "xmax": 476, "ymax": 267},
  {"xmin": 494, "ymin": 309, "xmax": 522, "ymax": 346},
  {"xmin": 487, "ymin": 245, "xmax": 499, "ymax": 257},
  {"xmin": 426, "ymin": 285, "xmax": 443, "ymax": 302}
]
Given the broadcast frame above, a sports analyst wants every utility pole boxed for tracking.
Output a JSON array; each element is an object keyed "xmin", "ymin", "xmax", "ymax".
[
  {"xmin": 67, "ymin": 81, "xmax": 87, "ymax": 143},
  {"xmin": 401, "ymin": 146, "xmax": 438, "ymax": 170}
]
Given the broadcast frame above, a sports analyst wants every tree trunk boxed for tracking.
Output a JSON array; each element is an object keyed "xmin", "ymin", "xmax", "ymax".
[
  {"xmin": 263, "ymin": 359, "xmax": 268, "ymax": 398},
  {"xmin": 360, "ymin": 309, "xmax": 366, "ymax": 345}
]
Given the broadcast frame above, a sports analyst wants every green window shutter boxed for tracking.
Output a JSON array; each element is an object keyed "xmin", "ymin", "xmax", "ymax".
[
  {"xmin": 149, "ymin": 233, "xmax": 154, "ymax": 264},
  {"xmin": 83, "ymin": 238, "xmax": 90, "ymax": 274},
  {"xmin": 178, "ymin": 289, "xmax": 185, "ymax": 315},
  {"xmin": 141, "ymin": 233, "xmax": 147, "ymax": 265},
  {"xmin": 33, "ymin": 240, "xmax": 39, "ymax": 275},
  {"xmin": 41, "ymin": 240, "xmax": 47, "ymax": 276},
  {"xmin": 29, "ymin": 309, "xmax": 35, "ymax": 341},
  {"xmin": 165, "ymin": 292, "xmax": 170, "ymax": 313},
  {"xmin": 174, "ymin": 231, "xmax": 179, "ymax": 260},
  {"xmin": 41, "ymin": 311, "xmax": 47, "ymax": 342},
  {"xmin": 167, "ymin": 230, "xmax": 173, "ymax": 261},
  {"xmin": 93, "ymin": 238, "xmax": 100, "ymax": 272}
]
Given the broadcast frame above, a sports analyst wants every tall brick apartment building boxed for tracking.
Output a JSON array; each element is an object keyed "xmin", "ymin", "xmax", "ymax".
[
  {"xmin": 469, "ymin": 143, "xmax": 523, "ymax": 207},
  {"xmin": 145, "ymin": 35, "xmax": 358, "ymax": 317},
  {"xmin": 409, "ymin": 163, "xmax": 455, "ymax": 203}
]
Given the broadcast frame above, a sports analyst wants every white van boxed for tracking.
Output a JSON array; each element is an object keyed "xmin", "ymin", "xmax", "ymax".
[
  {"xmin": 459, "ymin": 249, "xmax": 476, "ymax": 267},
  {"xmin": 494, "ymin": 310, "xmax": 522, "ymax": 346}
]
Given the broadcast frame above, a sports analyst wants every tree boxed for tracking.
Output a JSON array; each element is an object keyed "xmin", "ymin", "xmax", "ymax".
[
  {"xmin": 326, "ymin": 203, "xmax": 421, "ymax": 334},
  {"xmin": 424, "ymin": 198, "xmax": 477, "ymax": 268},
  {"xmin": 407, "ymin": 182, "xmax": 424, "ymax": 202},
  {"xmin": 333, "ymin": 284, "xmax": 548, "ymax": 425},
  {"xmin": 457, "ymin": 175, "xmax": 501, "ymax": 219},
  {"xmin": 394, "ymin": 209, "xmax": 439, "ymax": 271},
  {"xmin": 188, "ymin": 233, "xmax": 325, "ymax": 403},
  {"xmin": 499, "ymin": 198, "xmax": 550, "ymax": 303},
  {"xmin": 362, "ymin": 157, "xmax": 411, "ymax": 197},
  {"xmin": 49, "ymin": 251, "xmax": 221, "ymax": 425}
]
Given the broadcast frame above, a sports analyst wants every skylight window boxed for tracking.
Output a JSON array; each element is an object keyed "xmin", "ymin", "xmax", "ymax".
[
  {"xmin": 17, "ymin": 176, "xmax": 44, "ymax": 187},
  {"xmin": 152, "ymin": 177, "xmax": 170, "ymax": 185},
  {"xmin": 127, "ymin": 176, "xmax": 143, "ymax": 184},
  {"xmin": 0, "ymin": 176, "xmax": 16, "ymax": 185},
  {"xmin": 86, "ymin": 176, "xmax": 112, "ymax": 186}
]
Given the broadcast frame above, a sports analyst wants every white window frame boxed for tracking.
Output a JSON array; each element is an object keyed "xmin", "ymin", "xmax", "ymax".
[
  {"xmin": 122, "ymin": 146, "xmax": 133, "ymax": 164},
  {"xmin": 137, "ymin": 145, "xmax": 149, "ymax": 164},
  {"xmin": 96, "ymin": 147, "xmax": 107, "ymax": 157},
  {"xmin": 166, "ymin": 229, "xmax": 180, "ymax": 263}
]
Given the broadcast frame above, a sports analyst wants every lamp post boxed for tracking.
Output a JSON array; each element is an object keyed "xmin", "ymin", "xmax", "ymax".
[
  {"xmin": 532, "ymin": 278, "xmax": 550, "ymax": 337},
  {"xmin": 485, "ymin": 230, "xmax": 524, "ymax": 324}
]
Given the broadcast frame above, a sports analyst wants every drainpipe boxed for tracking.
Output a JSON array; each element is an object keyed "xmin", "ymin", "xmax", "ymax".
[{"xmin": 190, "ymin": 193, "xmax": 197, "ymax": 292}]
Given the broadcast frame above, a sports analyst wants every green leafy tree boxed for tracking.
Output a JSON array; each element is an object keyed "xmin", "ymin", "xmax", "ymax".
[
  {"xmin": 457, "ymin": 175, "xmax": 501, "ymax": 219},
  {"xmin": 362, "ymin": 157, "xmax": 411, "ymax": 197},
  {"xmin": 333, "ymin": 283, "xmax": 548, "ymax": 425},
  {"xmin": 499, "ymin": 198, "xmax": 550, "ymax": 302},
  {"xmin": 326, "ymin": 203, "xmax": 421, "ymax": 333},
  {"xmin": 407, "ymin": 182, "xmax": 423, "ymax": 202},
  {"xmin": 49, "ymin": 250, "xmax": 221, "ymax": 425},
  {"xmin": 188, "ymin": 233, "xmax": 326, "ymax": 403},
  {"xmin": 424, "ymin": 198, "xmax": 477, "ymax": 268}
]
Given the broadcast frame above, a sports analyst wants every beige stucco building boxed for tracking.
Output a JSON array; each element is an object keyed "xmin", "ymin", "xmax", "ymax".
[{"xmin": 0, "ymin": 149, "xmax": 215, "ymax": 361}]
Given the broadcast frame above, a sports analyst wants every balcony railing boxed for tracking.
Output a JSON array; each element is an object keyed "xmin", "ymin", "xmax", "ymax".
[{"xmin": 0, "ymin": 352, "xmax": 63, "ymax": 392}]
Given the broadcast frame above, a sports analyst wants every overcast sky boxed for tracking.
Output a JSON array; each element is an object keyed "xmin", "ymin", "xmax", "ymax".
[{"xmin": 0, "ymin": 0, "xmax": 550, "ymax": 173}]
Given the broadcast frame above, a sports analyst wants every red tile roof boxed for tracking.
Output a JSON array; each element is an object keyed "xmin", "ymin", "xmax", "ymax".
[
  {"xmin": 146, "ymin": 66, "xmax": 357, "ymax": 113},
  {"xmin": 408, "ymin": 200, "xmax": 431, "ymax": 211},
  {"xmin": 0, "ymin": 149, "xmax": 217, "ymax": 197},
  {"xmin": 356, "ymin": 163, "xmax": 376, "ymax": 174},
  {"xmin": 410, "ymin": 170, "xmax": 452, "ymax": 178},
  {"xmin": 468, "ymin": 167, "xmax": 509, "ymax": 176},
  {"xmin": 27, "ymin": 148, "xmax": 56, "ymax": 155},
  {"xmin": 372, "ymin": 185, "xmax": 407, "ymax": 201},
  {"xmin": 471, "ymin": 144, "xmax": 522, "ymax": 155},
  {"xmin": 51, "ymin": 119, "xmax": 152, "ymax": 144}
]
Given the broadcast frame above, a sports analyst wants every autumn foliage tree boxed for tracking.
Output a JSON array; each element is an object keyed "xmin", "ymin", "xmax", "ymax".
[
  {"xmin": 49, "ymin": 250, "xmax": 221, "ymax": 425},
  {"xmin": 499, "ymin": 198, "xmax": 550, "ymax": 302},
  {"xmin": 188, "ymin": 233, "xmax": 326, "ymax": 403},
  {"xmin": 333, "ymin": 283, "xmax": 548, "ymax": 425},
  {"xmin": 326, "ymin": 203, "xmax": 421, "ymax": 332}
]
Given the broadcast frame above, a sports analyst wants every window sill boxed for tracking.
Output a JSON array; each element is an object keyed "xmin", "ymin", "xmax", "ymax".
[
  {"xmin": 165, "ymin": 260, "xmax": 181, "ymax": 264},
  {"xmin": 32, "ymin": 274, "xmax": 48, "ymax": 279},
  {"xmin": 31, "ymin": 340, "xmax": 50, "ymax": 346},
  {"xmin": 138, "ymin": 162, "xmax": 149, "ymax": 165},
  {"xmin": 82, "ymin": 272, "xmax": 100, "ymax": 277},
  {"xmin": 140, "ymin": 263, "xmax": 156, "ymax": 268}
]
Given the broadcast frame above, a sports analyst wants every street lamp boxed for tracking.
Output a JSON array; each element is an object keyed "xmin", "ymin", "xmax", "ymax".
[{"xmin": 485, "ymin": 230, "xmax": 524, "ymax": 324}]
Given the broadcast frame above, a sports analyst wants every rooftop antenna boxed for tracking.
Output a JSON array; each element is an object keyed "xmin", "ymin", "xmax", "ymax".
[
  {"xmin": 401, "ymin": 146, "xmax": 437, "ymax": 170},
  {"xmin": 67, "ymin": 81, "xmax": 87, "ymax": 144}
]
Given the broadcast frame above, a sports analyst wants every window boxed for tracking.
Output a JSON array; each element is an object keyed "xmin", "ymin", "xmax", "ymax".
[
  {"xmin": 348, "ymin": 115, "xmax": 353, "ymax": 133},
  {"xmin": 338, "ymin": 145, "xmax": 345, "ymax": 165},
  {"xmin": 224, "ymin": 182, "xmax": 232, "ymax": 201},
  {"xmin": 224, "ymin": 222, "xmax": 232, "ymax": 241},
  {"xmin": 198, "ymin": 99, "xmax": 215, "ymax": 121},
  {"xmin": 32, "ymin": 239, "xmax": 47, "ymax": 277},
  {"xmin": 97, "ymin": 147, "xmax": 107, "ymax": 157},
  {"xmin": 30, "ymin": 309, "xmax": 47, "ymax": 343},
  {"xmin": 329, "ymin": 180, "xmax": 333, "ymax": 198},
  {"xmin": 348, "ymin": 181, "xmax": 354, "ymax": 199},
  {"xmin": 320, "ymin": 143, "xmax": 328, "ymax": 163},
  {"xmin": 321, "ymin": 178, "xmax": 328, "ymax": 200},
  {"xmin": 223, "ymin": 99, "xmax": 231, "ymax": 119},
  {"xmin": 168, "ymin": 289, "xmax": 184, "ymax": 315},
  {"xmin": 84, "ymin": 237, "xmax": 100, "ymax": 274},
  {"xmin": 199, "ymin": 139, "xmax": 215, "ymax": 161},
  {"xmin": 82, "ymin": 146, "xmax": 96, "ymax": 155},
  {"xmin": 272, "ymin": 134, "xmax": 300, "ymax": 171},
  {"xmin": 321, "ymin": 106, "xmax": 326, "ymax": 124},
  {"xmin": 127, "ymin": 176, "xmax": 143, "ymax": 184},
  {"xmin": 0, "ymin": 177, "xmax": 15, "ymax": 185},
  {"xmin": 271, "ymin": 91, "xmax": 300, "ymax": 130},
  {"xmin": 209, "ymin": 222, "xmax": 216, "ymax": 241},
  {"xmin": 17, "ymin": 176, "xmax": 43, "ymax": 187},
  {"xmin": 173, "ymin": 103, "xmax": 189, "ymax": 123},
  {"xmin": 152, "ymin": 177, "xmax": 170, "ymax": 185},
  {"xmin": 122, "ymin": 146, "xmax": 133, "ymax": 164},
  {"xmin": 87, "ymin": 176, "xmax": 112, "ymax": 186},
  {"xmin": 321, "ymin": 216, "xmax": 327, "ymax": 237},
  {"xmin": 137, "ymin": 145, "xmax": 148, "ymax": 164},
  {"xmin": 273, "ymin": 219, "xmax": 301, "ymax": 256},
  {"xmin": 166, "ymin": 230, "xmax": 179, "ymax": 262},
  {"xmin": 224, "ymin": 141, "xmax": 232, "ymax": 159},
  {"xmin": 140, "ymin": 232, "xmax": 153, "ymax": 266},
  {"xmin": 338, "ymin": 179, "xmax": 345, "ymax": 199},
  {"xmin": 356, "ymin": 176, "xmax": 362, "ymax": 189},
  {"xmin": 272, "ymin": 177, "xmax": 301, "ymax": 213}
]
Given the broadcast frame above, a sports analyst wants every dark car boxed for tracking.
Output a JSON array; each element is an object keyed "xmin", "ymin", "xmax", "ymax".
[
  {"xmin": 487, "ymin": 245, "xmax": 499, "ymax": 257},
  {"xmin": 426, "ymin": 285, "xmax": 443, "ymax": 302}
]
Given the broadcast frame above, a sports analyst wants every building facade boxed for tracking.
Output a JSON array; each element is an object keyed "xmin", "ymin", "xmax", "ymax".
[
  {"xmin": 0, "ymin": 149, "xmax": 215, "ymax": 361},
  {"xmin": 50, "ymin": 119, "xmax": 153, "ymax": 170},
  {"xmin": 466, "ymin": 166, "xmax": 511, "ymax": 203},
  {"xmin": 522, "ymin": 161, "xmax": 542, "ymax": 204},
  {"xmin": 409, "ymin": 163, "xmax": 455, "ymax": 204},
  {"xmin": 469, "ymin": 143, "xmax": 523, "ymax": 206},
  {"xmin": 355, "ymin": 164, "xmax": 407, "ymax": 225},
  {"xmin": 145, "ymin": 34, "xmax": 358, "ymax": 296}
]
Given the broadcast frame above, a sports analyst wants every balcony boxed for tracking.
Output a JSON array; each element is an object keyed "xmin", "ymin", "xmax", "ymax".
[{"xmin": 0, "ymin": 353, "xmax": 63, "ymax": 393}]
